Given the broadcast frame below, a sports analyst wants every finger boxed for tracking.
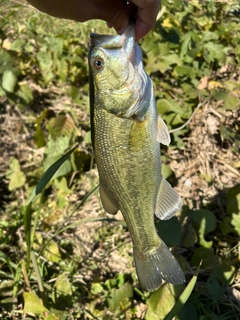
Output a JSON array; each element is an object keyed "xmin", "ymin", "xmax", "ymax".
[
  {"xmin": 98, "ymin": 0, "xmax": 130, "ymax": 35},
  {"xmin": 131, "ymin": 0, "xmax": 160, "ymax": 40}
]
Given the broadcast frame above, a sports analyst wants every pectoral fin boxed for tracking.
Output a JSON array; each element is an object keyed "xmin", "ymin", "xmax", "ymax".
[
  {"xmin": 157, "ymin": 116, "xmax": 171, "ymax": 146},
  {"xmin": 99, "ymin": 186, "xmax": 118, "ymax": 215},
  {"xmin": 155, "ymin": 177, "xmax": 182, "ymax": 220}
]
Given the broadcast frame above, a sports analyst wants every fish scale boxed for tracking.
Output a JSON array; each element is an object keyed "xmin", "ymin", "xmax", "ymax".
[{"xmin": 88, "ymin": 24, "xmax": 185, "ymax": 291}]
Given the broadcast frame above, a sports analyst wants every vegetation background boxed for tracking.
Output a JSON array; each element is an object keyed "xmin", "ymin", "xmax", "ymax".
[{"xmin": 0, "ymin": 0, "xmax": 239, "ymax": 319}]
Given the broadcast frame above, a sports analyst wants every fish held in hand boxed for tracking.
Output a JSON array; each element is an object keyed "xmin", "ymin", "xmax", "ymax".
[{"xmin": 88, "ymin": 25, "xmax": 185, "ymax": 291}]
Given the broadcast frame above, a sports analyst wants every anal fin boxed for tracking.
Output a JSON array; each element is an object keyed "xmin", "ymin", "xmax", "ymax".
[
  {"xmin": 155, "ymin": 176, "xmax": 182, "ymax": 220},
  {"xmin": 100, "ymin": 186, "xmax": 118, "ymax": 215}
]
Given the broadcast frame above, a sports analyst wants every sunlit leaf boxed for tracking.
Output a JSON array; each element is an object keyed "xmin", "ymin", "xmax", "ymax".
[
  {"xmin": 2, "ymin": 70, "xmax": 17, "ymax": 93},
  {"xmin": 146, "ymin": 283, "xmax": 176, "ymax": 320},
  {"xmin": 23, "ymin": 292, "xmax": 49, "ymax": 315},
  {"xmin": 5, "ymin": 157, "xmax": 26, "ymax": 191},
  {"xmin": 43, "ymin": 240, "xmax": 61, "ymax": 263},
  {"xmin": 54, "ymin": 273, "xmax": 72, "ymax": 297},
  {"xmin": 107, "ymin": 282, "xmax": 133, "ymax": 313}
]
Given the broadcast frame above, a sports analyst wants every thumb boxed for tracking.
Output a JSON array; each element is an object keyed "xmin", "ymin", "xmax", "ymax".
[{"xmin": 100, "ymin": 1, "xmax": 129, "ymax": 35}]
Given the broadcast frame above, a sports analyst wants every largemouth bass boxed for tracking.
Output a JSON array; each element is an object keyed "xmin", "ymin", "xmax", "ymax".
[{"xmin": 88, "ymin": 24, "xmax": 185, "ymax": 291}]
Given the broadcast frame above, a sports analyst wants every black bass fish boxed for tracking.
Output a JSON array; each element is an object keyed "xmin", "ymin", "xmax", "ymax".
[{"xmin": 88, "ymin": 24, "xmax": 185, "ymax": 291}]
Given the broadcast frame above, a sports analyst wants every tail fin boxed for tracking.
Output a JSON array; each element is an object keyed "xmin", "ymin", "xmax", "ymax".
[{"xmin": 133, "ymin": 241, "xmax": 185, "ymax": 291}]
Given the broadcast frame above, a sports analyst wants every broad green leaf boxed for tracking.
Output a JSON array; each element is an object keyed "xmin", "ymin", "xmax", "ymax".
[
  {"xmin": 206, "ymin": 272, "xmax": 225, "ymax": 302},
  {"xmin": 37, "ymin": 51, "xmax": 52, "ymax": 70},
  {"xmin": 177, "ymin": 302, "xmax": 198, "ymax": 320},
  {"xmin": 157, "ymin": 54, "xmax": 182, "ymax": 73},
  {"xmin": 91, "ymin": 282, "xmax": 104, "ymax": 295},
  {"xmin": 192, "ymin": 209, "xmax": 216, "ymax": 248},
  {"xmin": 219, "ymin": 217, "xmax": 234, "ymax": 235},
  {"xmin": 47, "ymin": 115, "xmax": 78, "ymax": 140},
  {"xmin": 2, "ymin": 70, "xmax": 17, "ymax": 93},
  {"xmin": 156, "ymin": 217, "xmax": 182, "ymax": 247},
  {"xmin": 181, "ymin": 224, "xmax": 197, "ymax": 247},
  {"xmin": 214, "ymin": 91, "xmax": 239, "ymax": 110},
  {"xmin": 17, "ymin": 84, "xmax": 33, "ymax": 104},
  {"xmin": 10, "ymin": 39, "xmax": 25, "ymax": 51},
  {"xmin": 107, "ymin": 282, "xmax": 133, "ymax": 313},
  {"xmin": 23, "ymin": 292, "xmax": 49, "ymax": 315},
  {"xmin": 0, "ymin": 50, "xmax": 16, "ymax": 73},
  {"xmin": 43, "ymin": 240, "xmax": 61, "ymax": 263},
  {"xmin": 157, "ymin": 99, "xmax": 184, "ymax": 116},
  {"xmin": 57, "ymin": 58, "xmax": 68, "ymax": 82},
  {"xmin": 192, "ymin": 209, "xmax": 216, "ymax": 234},
  {"xmin": 54, "ymin": 273, "xmax": 72, "ymax": 297},
  {"xmin": 146, "ymin": 283, "xmax": 176, "ymax": 320},
  {"xmin": 231, "ymin": 213, "xmax": 240, "ymax": 234},
  {"xmin": 191, "ymin": 247, "xmax": 217, "ymax": 268},
  {"xmin": 227, "ymin": 184, "xmax": 240, "ymax": 215},
  {"xmin": 203, "ymin": 43, "xmax": 227, "ymax": 63},
  {"xmin": 5, "ymin": 157, "xmax": 26, "ymax": 191},
  {"xmin": 214, "ymin": 263, "xmax": 236, "ymax": 286}
]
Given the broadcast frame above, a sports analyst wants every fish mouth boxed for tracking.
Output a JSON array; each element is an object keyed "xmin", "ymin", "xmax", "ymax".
[{"xmin": 90, "ymin": 23, "xmax": 135, "ymax": 58}]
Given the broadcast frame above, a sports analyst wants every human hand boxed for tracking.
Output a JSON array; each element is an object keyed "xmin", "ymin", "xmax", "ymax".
[{"xmin": 26, "ymin": 0, "xmax": 160, "ymax": 41}]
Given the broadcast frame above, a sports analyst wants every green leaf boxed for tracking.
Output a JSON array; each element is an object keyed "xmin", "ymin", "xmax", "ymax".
[
  {"xmin": 57, "ymin": 58, "xmax": 68, "ymax": 82},
  {"xmin": 157, "ymin": 54, "xmax": 182, "ymax": 73},
  {"xmin": 206, "ymin": 272, "xmax": 225, "ymax": 302},
  {"xmin": 23, "ymin": 292, "xmax": 49, "ymax": 315},
  {"xmin": 90, "ymin": 282, "xmax": 104, "ymax": 295},
  {"xmin": 54, "ymin": 273, "xmax": 72, "ymax": 297},
  {"xmin": 2, "ymin": 70, "xmax": 17, "ymax": 93},
  {"xmin": 156, "ymin": 217, "xmax": 182, "ymax": 247},
  {"xmin": 214, "ymin": 91, "xmax": 239, "ymax": 110},
  {"xmin": 191, "ymin": 247, "xmax": 217, "ymax": 268},
  {"xmin": 28, "ymin": 144, "xmax": 78, "ymax": 203},
  {"xmin": 231, "ymin": 213, "xmax": 240, "ymax": 234},
  {"xmin": 146, "ymin": 283, "xmax": 176, "ymax": 320},
  {"xmin": 181, "ymin": 224, "xmax": 197, "ymax": 247},
  {"xmin": 5, "ymin": 157, "xmax": 26, "ymax": 191},
  {"xmin": 107, "ymin": 282, "xmax": 133, "ymax": 313},
  {"xmin": 203, "ymin": 43, "xmax": 227, "ymax": 63},
  {"xmin": 161, "ymin": 163, "xmax": 173, "ymax": 180},
  {"xmin": 157, "ymin": 99, "xmax": 184, "ymax": 116},
  {"xmin": 47, "ymin": 114, "xmax": 78, "ymax": 140},
  {"xmin": 44, "ymin": 240, "xmax": 61, "ymax": 263},
  {"xmin": 191, "ymin": 209, "xmax": 216, "ymax": 248},
  {"xmin": 227, "ymin": 184, "xmax": 240, "ymax": 215},
  {"xmin": 17, "ymin": 84, "xmax": 33, "ymax": 104},
  {"xmin": 192, "ymin": 209, "xmax": 216, "ymax": 234},
  {"xmin": 163, "ymin": 262, "xmax": 200, "ymax": 320},
  {"xmin": 219, "ymin": 217, "xmax": 234, "ymax": 235}
]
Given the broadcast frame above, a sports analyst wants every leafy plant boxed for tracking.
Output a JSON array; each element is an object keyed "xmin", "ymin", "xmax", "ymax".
[{"xmin": 0, "ymin": 0, "xmax": 240, "ymax": 319}]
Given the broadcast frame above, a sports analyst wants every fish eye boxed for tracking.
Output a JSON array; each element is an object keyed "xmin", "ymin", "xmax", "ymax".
[{"xmin": 93, "ymin": 57, "xmax": 104, "ymax": 70}]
